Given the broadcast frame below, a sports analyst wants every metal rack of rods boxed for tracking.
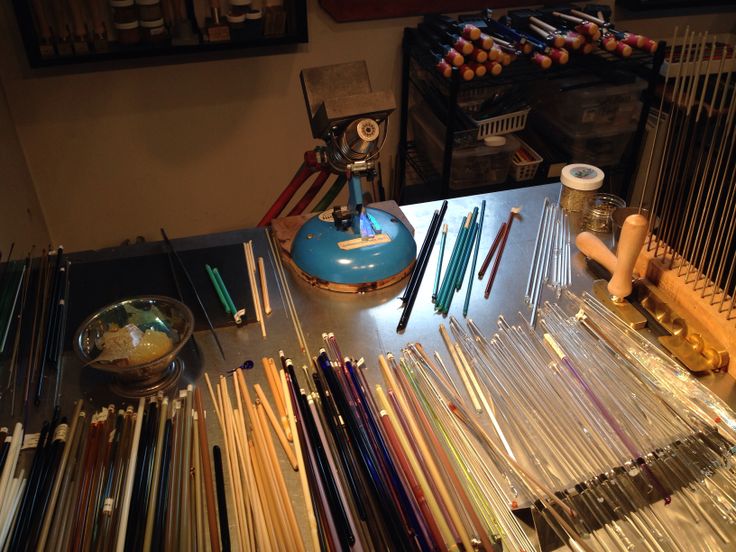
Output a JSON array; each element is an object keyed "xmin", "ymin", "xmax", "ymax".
[
  {"xmin": 525, "ymin": 198, "xmax": 572, "ymax": 326},
  {"xmin": 639, "ymin": 28, "xmax": 736, "ymax": 321},
  {"xmin": 0, "ymin": 385, "xmax": 225, "ymax": 552}
]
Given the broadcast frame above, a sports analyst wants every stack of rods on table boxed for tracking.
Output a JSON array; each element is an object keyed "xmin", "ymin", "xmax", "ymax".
[
  {"xmin": 271, "ymin": 332, "xmax": 534, "ymax": 551},
  {"xmin": 268, "ymin": 302, "xmax": 736, "ymax": 550},
  {"xmin": 243, "ymin": 240, "xmax": 268, "ymax": 338},
  {"xmin": 431, "ymin": 296, "xmax": 736, "ymax": 550},
  {"xmin": 397, "ymin": 200, "xmax": 448, "ymax": 332},
  {"xmin": 638, "ymin": 26, "xmax": 736, "ymax": 322},
  {"xmin": 0, "ymin": 386, "xmax": 223, "ymax": 552},
  {"xmin": 0, "ymin": 245, "xmax": 71, "ymax": 417},
  {"xmin": 431, "ymin": 203, "xmax": 521, "ymax": 319},
  {"xmin": 525, "ymin": 198, "xmax": 572, "ymax": 327},
  {"xmin": 204, "ymin": 358, "xmax": 302, "ymax": 552},
  {"xmin": 433, "ymin": 201, "xmax": 484, "ymax": 317}
]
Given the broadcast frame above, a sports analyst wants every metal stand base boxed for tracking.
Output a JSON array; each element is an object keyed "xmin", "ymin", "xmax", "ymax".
[{"xmin": 110, "ymin": 358, "xmax": 184, "ymax": 398}]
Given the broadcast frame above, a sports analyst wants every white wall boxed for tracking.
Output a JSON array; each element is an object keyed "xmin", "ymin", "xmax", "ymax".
[
  {"xmin": 0, "ymin": 1, "xmax": 418, "ymax": 251},
  {"xmin": 0, "ymin": 77, "xmax": 50, "ymax": 254},
  {"xmin": 0, "ymin": 0, "xmax": 733, "ymax": 251}
]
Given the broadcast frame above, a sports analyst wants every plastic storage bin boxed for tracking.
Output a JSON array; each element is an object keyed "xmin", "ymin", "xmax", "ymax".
[
  {"xmin": 531, "ymin": 111, "xmax": 636, "ymax": 168},
  {"xmin": 511, "ymin": 138, "xmax": 543, "ymax": 182},
  {"xmin": 533, "ymin": 77, "xmax": 646, "ymax": 130},
  {"xmin": 411, "ymin": 104, "xmax": 519, "ymax": 189}
]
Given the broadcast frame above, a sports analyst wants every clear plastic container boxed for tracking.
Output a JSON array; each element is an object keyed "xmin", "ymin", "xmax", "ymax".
[
  {"xmin": 411, "ymin": 104, "xmax": 518, "ymax": 189},
  {"xmin": 583, "ymin": 193, "xmax": 626, "ymax": 232},
  {"xmin": 533, "ymin": 77, "xmax": 646, "ymax": 130},
  {"xmin": 531, "ymin": 111, "xmax": 637, "ymax": 168}
]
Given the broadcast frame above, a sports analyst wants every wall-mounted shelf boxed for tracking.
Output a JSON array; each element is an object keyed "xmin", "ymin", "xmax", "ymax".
[{"xmin": 12, "ymin": 0, "xmax": 307, "ymax": 69}]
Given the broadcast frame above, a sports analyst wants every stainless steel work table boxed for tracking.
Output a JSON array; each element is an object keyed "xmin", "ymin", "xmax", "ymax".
[{"xmin": 3, "ymin": 182, "xmax": 735, "ymax": 549}]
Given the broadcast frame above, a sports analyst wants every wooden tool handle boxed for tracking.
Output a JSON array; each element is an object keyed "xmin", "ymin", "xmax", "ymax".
[
  {"xmin": 575, "ymin": 231, "xmax": 617, "ymax": 274},
  {"xmin": 608, "ymin": 214, "xmax": 647, "ymax": 299}
]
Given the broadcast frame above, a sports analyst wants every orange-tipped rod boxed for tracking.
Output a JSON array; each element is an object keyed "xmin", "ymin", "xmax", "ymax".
[
  {"xmin": 458, "ymin": 64, "xmax": 475, "ymax": 81},
  {"xmin": 552, "ymin": 11, "xmax": 599, "ymax": 37},
  {"xmin": 469, "ymin": 47, "xmax": 488, "ymax": 63},
  {"xmin": 640, "ymin": 36, "xmax": 658, "ymax": 53},
  {"xmin": 434, "ymin": 57, "xmax": 452, "ymax": 78},
  {"xmin": 487, "ymin": 45, "xmax": 501, "ymax": 61},
  {"xmin": 474, "ymin": 32, "xmax": 494, "ymax": 50},
  {"xmin": 530, "ymin": 23, "xmax": 566, "ymax": 49},
  {"xmin": 459, "ymin": 23, "xmax": 481, "ymax": 41},
  {"xmin": 468, "ymin": 61, "xmax": 486, "ymax": 77},
  {"xmin": 454, "ymin": 36, "xmax": 474, "ymax": 55},
  {"xmin": 621, "ymin": 33, "xmax": 658, "ymax": 53},
  {"xmin": 442, "ymin": 47, "xmax": 465, "ymax": 67},
  {"xmin": 531, "ymin": 52, "xmax": 552, "ymax": 69},
  {"xmin": 613, "ymin": 41, "xmax": 633, "ymax": 57},
  {"xmin": 564, "ymin": 31, "xmax": 584, "ymax": 50},
  {"xmin": 600, "ymin": 34, "xmax": 618, "ymax": 51},
  {"xmin": 484, "ymin": 60, "xmax": 503, "ymax": 76},
  {"xmin": 549, "ymin": 47, "xmax": 569, "ymax": 65},
  {"xmin": 621, "ymin": 32, "xmax": 645, "ymax": 48}
]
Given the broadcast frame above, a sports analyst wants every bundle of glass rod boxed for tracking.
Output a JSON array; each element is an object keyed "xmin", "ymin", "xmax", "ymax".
[
  {"xmin": 432, "ymin": 294, "xmax": 736, "ymax": 550},
  {"xmin": 525, "ymin": 198, "xmax": 571, "ymax": 326},
  {"xmin": 641, "ymin": 27, "xmax": 736, "ymax": 321},
  {"xmin": 433, "ymin": 200, "xmax": 485, "ymax": 317},
  {"xmin": 0, "ymin": 246, "xmax": 71, "ymax": 415},
  {"xmin": 274, "ymin": 331, "xmax": 535, "ymax": 551},
  {"xmin": 0, "ymin": 386, "xmax": 222, "ymax": 551},
  {"xmin": 203, "ymin": 365, "xmax": 303, "ymax": 552},
  {"xmin": 397, "ymin": 200, "xmax": 448, "ymax": 331}
]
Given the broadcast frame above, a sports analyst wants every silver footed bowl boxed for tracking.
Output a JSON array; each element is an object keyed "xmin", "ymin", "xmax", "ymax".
[{"xmin": 74, "ymin": 296, "xmax": 194, "ymax": 389}]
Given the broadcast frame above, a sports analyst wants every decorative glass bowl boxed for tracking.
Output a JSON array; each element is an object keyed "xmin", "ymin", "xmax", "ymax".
[{"xmin": 74, "ymin": 296, "xmax": 194, "ymax": 397}]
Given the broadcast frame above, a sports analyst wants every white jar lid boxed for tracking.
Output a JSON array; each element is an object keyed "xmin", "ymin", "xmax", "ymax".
[
  {"xmin": 227, "ymin": 13, "xmax": 246, "ymax": 23},
  {"xmin": 135, "ymin": 0, "xmax": 160, "ymax": 5},
  {"xmin": 246, "ymin": 9, "xmax": 262, "ymax": 19},
  {"xmin": 230, "ymin": 0, "xmax": 252, "ymax": 5},
  {"xmin": 483, "ymin": 136, "xmax": 506, "ymax": 147},
  {"xmin": 110, "ymin": 0, "xmax": 135, "ymax": 7},
  {"xmin": 561, "ymin": 163, "xmax": 604, "ymax": 191}
]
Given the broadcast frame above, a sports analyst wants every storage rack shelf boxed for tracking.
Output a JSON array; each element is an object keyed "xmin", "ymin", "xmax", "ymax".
[
  {"xmin": 11, "ymin": 0, "xmax": 308, "ymax": 69},
  {"xmin": 396, "ymin": 25, "xmax": 666, "ymax": 204}
]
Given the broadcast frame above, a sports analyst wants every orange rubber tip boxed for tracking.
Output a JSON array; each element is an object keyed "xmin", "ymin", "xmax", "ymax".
[
  {"xmin": 460, "ymin": 65, "xmax": 475, "ymax": 80},
  {"xmin": 533, "ymin": 53, "xmax": 552, "ymax": 69}
]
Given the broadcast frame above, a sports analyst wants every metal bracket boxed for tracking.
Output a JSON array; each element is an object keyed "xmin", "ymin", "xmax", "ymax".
[
  {"xmin": 592, "ymin": 280, "xmax": 647, "ymax": 329},
  {"xmin": 633, "ymin": 281, "xmax": 728, "ymax": 372}
]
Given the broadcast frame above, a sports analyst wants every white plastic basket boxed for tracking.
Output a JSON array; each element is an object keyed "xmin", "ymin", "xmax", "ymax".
[
  {"xmin": 476, "ymin": 108, "xmax": 530, "ymax": 139},
  {"xmin": 511, "ymin": 138, "xmax": 543, "ymax": 181}
]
